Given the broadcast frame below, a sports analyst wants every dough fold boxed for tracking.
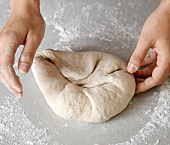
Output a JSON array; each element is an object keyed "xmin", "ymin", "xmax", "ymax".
[{"xmin": 32, "ymin": 49, "xmax": 135, "ymax": 123}]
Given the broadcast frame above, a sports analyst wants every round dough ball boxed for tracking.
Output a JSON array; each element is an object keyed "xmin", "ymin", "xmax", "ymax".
[{"xmin": 32, "ymin": 49, "xmax": 135, "ymax": 123}]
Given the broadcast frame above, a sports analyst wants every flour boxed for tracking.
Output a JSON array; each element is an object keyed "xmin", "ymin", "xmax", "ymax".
[
  {"xmin": 115, "ymin": 79, "xmax": 170, "ymax": 145},
  {"xmin": 0, "ymin": 95, "xmax": 51, "ymax": 145},
  {"xmin": 41, "ymin": 2, "xmax": 141, "ymax": 56},
  {"xmin": 41, "ymin": 1, "xmax": 170, "ymax": 144}
]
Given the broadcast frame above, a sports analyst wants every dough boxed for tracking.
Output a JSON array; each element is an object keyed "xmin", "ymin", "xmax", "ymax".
[{"xmin": 32, "ymin": 49, "xmax": 135, "ymax": 123}]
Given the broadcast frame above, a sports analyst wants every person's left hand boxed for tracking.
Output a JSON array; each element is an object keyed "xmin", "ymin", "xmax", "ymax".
[
  {"xmin": 0, "ymin": 0, "xmax": 45, "ymax": 97},
  {"xmin": 127, "ymin": 0, "xmax": 170, "ymax": 93}
]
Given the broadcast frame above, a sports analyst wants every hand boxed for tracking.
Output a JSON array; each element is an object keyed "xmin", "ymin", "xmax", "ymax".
[
  {"xmin": 0, "ymin": 0, "xmax": 45, "ymax": 97},
  {"xmin": 127, "ymin": 0, "xmax": 170, "ymax": 93}
]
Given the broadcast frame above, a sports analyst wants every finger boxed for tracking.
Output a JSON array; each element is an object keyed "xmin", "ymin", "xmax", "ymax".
[
  {"xmin": 134, "ymin": 61, "xmax": 156, "ymax": 78},
  {"xmin": 135, "ymin": 64, "xmax": 169, "ymax": 93},
  {"xmin": 0, "ymin": 72, "xmax": 22, "ymax": 97},
  {"xmin": 0, "ymin": 32, "xmax": 22, "ymax": 94},
  {"xmin": 18, "ymin": 29, "xmax": 44, "ymax": 74},
  {"xmin": 136, "ymin": 78, "xmax": 145, "ymax": 84},
  {"xmin": 0, "ymin": 65, "xmax": 22, "ymax": 93},
  {"xmin": 127, "ymin": 33, "xmax": 153, "ymax": 73},
  {"xmin": 141, "ymin": 50, "xmax": 157, "ymax": 66}
]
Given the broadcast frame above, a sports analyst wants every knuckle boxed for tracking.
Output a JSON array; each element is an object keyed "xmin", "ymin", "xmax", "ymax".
[
  {"xmin": 140, "ymin": 30, "xmax": 151, "ymax": 43},
  {"xmin": 2, "ymin": 30, "xmax": 17, "ymax": 39},
  {"xmin": 1, "ymin": 31, "xmax": 19, "ymax": 46},
  {"xmin": 132, "ymin": 55, "xmax": 143, "ymax": 65},
  {"xmin": 9, "ymin": 42, "xmax": 19, "ymax": 50},
  {"xmin": 34, "ymin": 17, "xmax": 46, "ymax": 28},
  {"xmin": 31, "ymin": 34, "xmax": 40, "ymax": 43},
  {"xmin": 32, "ymin": 20, "xmax": 45, "ymax": 41},
  {"xmin": 1, "ymin": 57, "xmax": 13, "ymax": 65},
  {"xmin": 153, "ymin": 78, "xmax": 162, "ymax": 86},
  {"xmin": 40, "ymin": 18, "xmax": 46, "ymax": 28}
]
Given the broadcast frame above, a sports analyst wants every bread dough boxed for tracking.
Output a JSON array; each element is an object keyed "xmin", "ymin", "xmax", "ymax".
[{"xmin": 32, "ymin": 49, "xmax": 135, "ymax": 123}]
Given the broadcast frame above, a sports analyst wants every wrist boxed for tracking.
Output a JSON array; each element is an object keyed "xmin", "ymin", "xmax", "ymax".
[{"xmin": 10, "ymin": 0, "xmax": 40, "ymax": 14}]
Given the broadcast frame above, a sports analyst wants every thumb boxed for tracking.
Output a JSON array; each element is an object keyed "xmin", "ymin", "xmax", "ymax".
[
  {"xmin": 127, "ymin": 34, "xmax": 152, "ymax": 73},
  {"xmin": 18, "ymin": 31, "xmax": 42, "ymax": 74}
]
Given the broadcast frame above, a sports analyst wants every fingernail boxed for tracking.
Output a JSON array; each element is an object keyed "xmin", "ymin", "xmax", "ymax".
[
  {"xmin": 20, "ymin": 63, "xmax": 28, "ymax": 68},
  {"xmin": 19, "ymin": 63, "xmax": 29, "ymax": 74},
  {"xmin": 128, "ymin": 63, "xmax": 138, "ymax": 73},
  {"xmin": 19, "ymin": 69, "xmax": 27, "ymax": 74},
  {"xmin": 13, "ymin": 86, "xmax": 21, "ymax": 93}
]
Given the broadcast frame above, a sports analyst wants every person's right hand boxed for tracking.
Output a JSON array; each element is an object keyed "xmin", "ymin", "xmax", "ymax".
[{"xmin": 0, "ymin": 0, "xmax": 45, "ymax": 97}]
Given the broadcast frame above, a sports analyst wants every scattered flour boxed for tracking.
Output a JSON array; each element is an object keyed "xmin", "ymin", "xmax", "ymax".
[
  {"xmin": 41, "ymin": 1, "xmax": 170, "ymax": 144},
  {"xmin": 116, "ymin": 79, "xmax": 170, "ymax": 145},
  {"xmin": 0, "ymin": 95, "xmax": 51, "ymax": 145},
  {"xmin": 41, "ymin": 1, "xmax": 142, "ymax": 55}
]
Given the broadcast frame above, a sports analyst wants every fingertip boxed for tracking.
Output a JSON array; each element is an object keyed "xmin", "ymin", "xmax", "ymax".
[
  {"xmin": 19, "ymin": 62, "xmax": 30, "ymax": 74},
  {"xmin": 12, "ymin": 86, "xmax": 22, "ymax": 93},
  {"xmin": 135, "ymin": 80, "xmax": 150, "ymax": 94},
  {"xmin": 135, "ymin": 89, "xmax": 140, "ymax": 94},
  {"xmin": 14, "ymin": 91, "xmax": 23, "ymax": 98},
  {"xmin": 129, "ymin": 36, "xmax": 151, "ymax": 73},
  {"xmin": 127, "ymin": 63, "xmax": 138, "ymax": 73},
  {"xmin": 135, "ymin": 84, "xmax": 142, "ymax": 94}
]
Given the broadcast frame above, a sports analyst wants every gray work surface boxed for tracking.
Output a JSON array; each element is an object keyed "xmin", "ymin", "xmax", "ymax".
[{"xmin": 0, "ymin": 0, "xmax": 170, "ymax": 145}]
